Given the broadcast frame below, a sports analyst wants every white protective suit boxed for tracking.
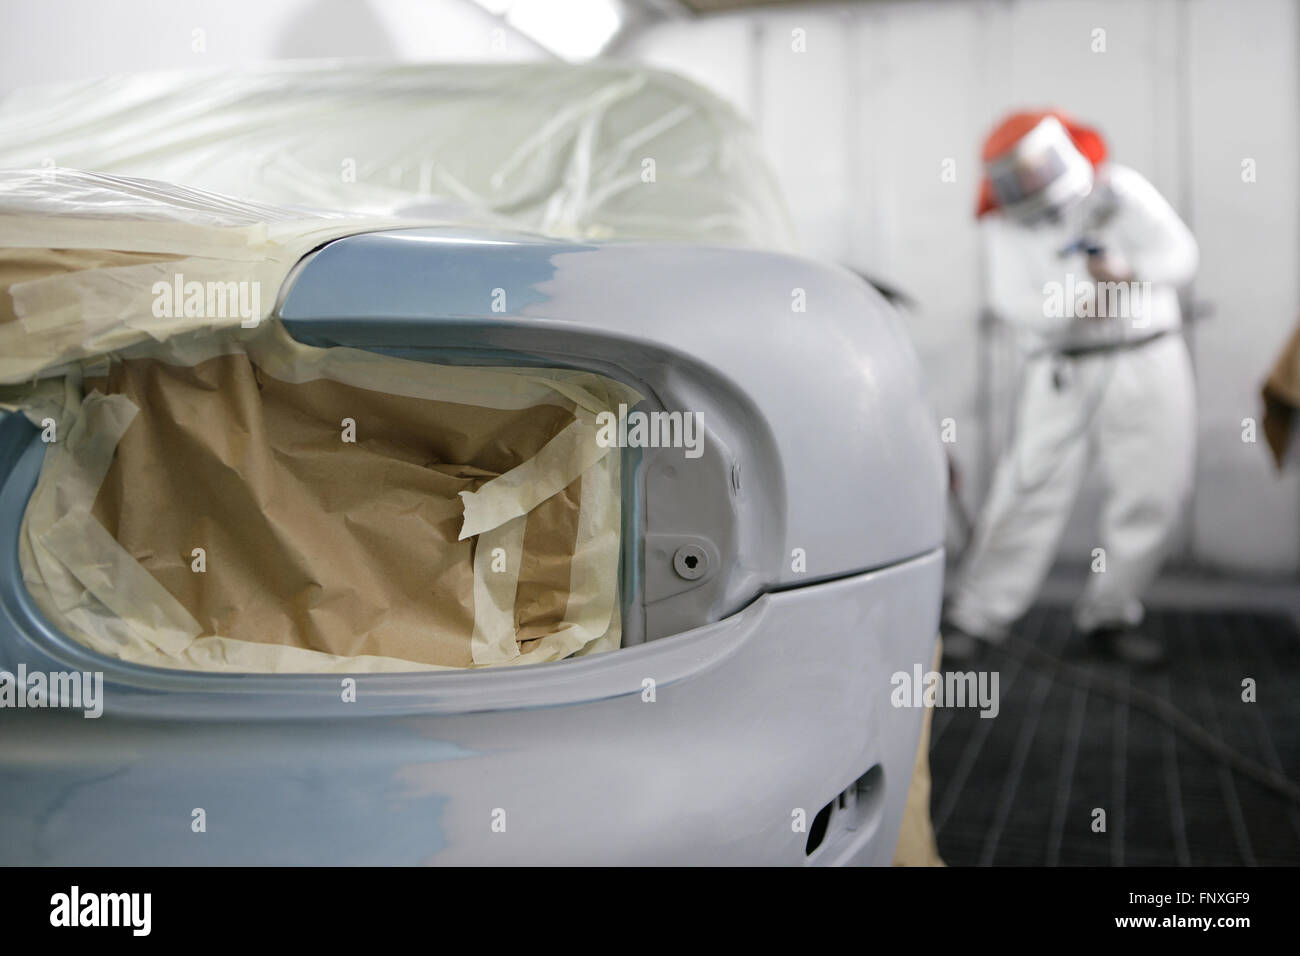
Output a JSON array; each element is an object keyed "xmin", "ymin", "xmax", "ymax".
[{"xmin": 948, "ymin": 162, "xmax": 1199, "ymax": 638}]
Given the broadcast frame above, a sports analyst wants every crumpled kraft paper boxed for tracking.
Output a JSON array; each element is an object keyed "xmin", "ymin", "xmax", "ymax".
[
  {"xmin": 22, "ymin": 323, "xmax": 639, "ymax": 672},
  {"xmin": 2, "ymin": 170, "xmax": 641, "ymax": 672}
]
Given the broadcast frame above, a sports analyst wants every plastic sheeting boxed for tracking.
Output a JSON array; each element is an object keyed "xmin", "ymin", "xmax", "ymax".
[
  {"xmin": 0, "ymin": 61, "xmax": 797, "ymax": 250},
  {"xmin": 1, "ymin": 170, "xmax": 639, "ymax": 672}
]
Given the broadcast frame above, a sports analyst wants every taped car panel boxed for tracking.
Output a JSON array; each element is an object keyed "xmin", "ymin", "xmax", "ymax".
[
  {"xmin": 23, "ymin": 323, "xmax": 636, "ymax": 673},
  {"xmin": 0, "ymin": 170, "xmax": 641, "ymax": 673}
]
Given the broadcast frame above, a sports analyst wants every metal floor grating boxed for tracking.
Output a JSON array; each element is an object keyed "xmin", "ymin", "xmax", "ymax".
[{"xmin": 929, "ymin": 605, "xmax": 1300, "ymax": 866}]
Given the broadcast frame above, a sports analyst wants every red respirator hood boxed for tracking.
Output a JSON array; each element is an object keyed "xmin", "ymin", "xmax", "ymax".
[{"xmin": 975, "ymin": 110, "xmax": 1108, "ymax": 218}]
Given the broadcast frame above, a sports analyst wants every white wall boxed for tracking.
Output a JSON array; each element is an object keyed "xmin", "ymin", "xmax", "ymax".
[
  {"xmin": 0, "ymin": 0, "xmax": 548, "ymax": 91},
  {"xmin": 623, "ymin": 0, "xmax": 1300, "ymax": 576},
  {"xmin": 1184, "ymin": 0, "xmax": 1300, "ymax": 574}
]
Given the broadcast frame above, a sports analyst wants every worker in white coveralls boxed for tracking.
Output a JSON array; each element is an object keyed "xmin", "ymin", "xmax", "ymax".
[{"xmin": 943, "ymin": 110, "xmax": 1198, "ymax": 667}]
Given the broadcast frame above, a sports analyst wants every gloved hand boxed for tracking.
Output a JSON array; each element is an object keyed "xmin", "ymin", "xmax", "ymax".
[{"xmin": 1086, "ymin": 249, "xmax": 1135, "ymax": 283}]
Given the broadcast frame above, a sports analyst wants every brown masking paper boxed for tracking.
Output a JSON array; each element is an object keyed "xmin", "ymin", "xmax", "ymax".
[
  {"xmin": 89, "ymin": 352, "xmax": 580, "ymax": 666},
  {"xmin": 21, "ymin": 324, "xmax": 638, "ymax": 673}
]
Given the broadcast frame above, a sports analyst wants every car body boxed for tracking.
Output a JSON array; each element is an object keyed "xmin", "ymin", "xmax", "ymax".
[{"xmin": 0, "ymin": 225, "xmax": 944, "ymax": 865}]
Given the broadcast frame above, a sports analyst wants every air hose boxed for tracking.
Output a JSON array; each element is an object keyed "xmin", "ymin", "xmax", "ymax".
[{"xmin": 993, "ymin": 631, "xmax": 1300, "ymax": 807}]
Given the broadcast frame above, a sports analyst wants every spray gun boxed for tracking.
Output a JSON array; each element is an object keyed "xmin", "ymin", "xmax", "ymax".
[
  {"xmin": 1057, "ymin": 235, "xmax": 1105, "ymax": 259},
  {"xmin": 1057, "ymin": 181, "xmax": 1121, "ymax": 262}
]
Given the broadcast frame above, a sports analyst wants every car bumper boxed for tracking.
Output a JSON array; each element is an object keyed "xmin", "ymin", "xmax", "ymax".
[{"xmin": 0, "ymin": 548, "xmax": 941, "ymax": 865}]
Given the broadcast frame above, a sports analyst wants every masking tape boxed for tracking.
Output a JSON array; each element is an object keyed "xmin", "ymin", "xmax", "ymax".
[
  {"xmin": 7, "ymin": 198, "xmax": 638, "ymax": 672},
  {"xmin": 459, "ymin": 411, "xmax": 610, "ymax": 540},
  {"xmin": 469, "ymin": 515, "xmax": 528, "ymax": 666},
  {"xmin": 20, "ymin": 336, "xmax": 633, "ymax": 673}
]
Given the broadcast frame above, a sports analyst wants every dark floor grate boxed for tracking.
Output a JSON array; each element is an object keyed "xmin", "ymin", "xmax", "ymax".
[{"xmin": 930, "ymin": 605, "xmax": 1300, "ymax": 866}]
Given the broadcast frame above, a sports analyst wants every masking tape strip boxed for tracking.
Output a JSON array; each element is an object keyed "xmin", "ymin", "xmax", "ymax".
[
  {"xmin": 512, "ymin": 442, "xmax": 623, "ymax": 665},
  {"xmin": 37, "ymin": 391, "xmax": 137, "ymax": 524},
  {"xmin": 0, "ymin": 258, "xmax": 282, "ymax": 379},
  {"xmin": 139, "ymin": 634, "xmax": 459, "ymax": 674},
  {"xmin": 469, "ymin": 515, "xmax": 527, "ymax": 665},
  {"xmin": 0, "ymin": 215, "xmax": 272, "ymax": 259},
  {"xmin": 0, "ymin": 373, "xmax": 81, "ymax": 429},
  {"xmin": 573, "ymin": 441, "xmax": 623, "ymax": 636},
  {"xmin": 248, "ymin": 323, "xmax": 607, "ymax": 412},
  {"xmin": 20, "ymin": 391, "xmax": 203, "ymax": 656},
  {"xmin": 12, "ymin": 258, "xmax": 272, "ymax": 325},
  {"xmin": 40, "ymin": 512, "xmax": 202, "ymax": 657},
  {"xmin": 0, "ymin": 214, "xmax": 427, "ymax": 386},
  {"xmin": 66, "ymin": 321, "xmax": 644, "ymax": 422},
  {"xmin": 459, "ymin": 413, "xmax": 609, "ymax": 540},
  {"xmin": 22, "ymin": 392, "xmax": 138, "ymax": 609},
  {"xmin": 529, "ymin": 375, "xmax": 633, "ymax": 418}
]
